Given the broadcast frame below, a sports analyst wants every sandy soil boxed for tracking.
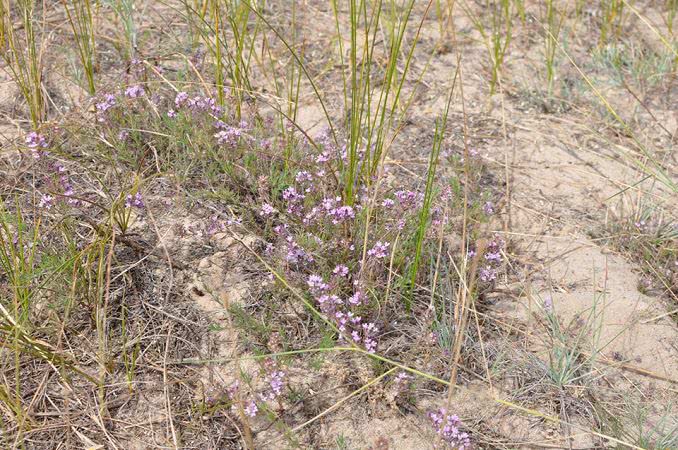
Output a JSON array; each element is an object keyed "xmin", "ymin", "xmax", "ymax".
[{"xmin": 1, "ymin": 0, "xmax": 676, "ymax": 448}]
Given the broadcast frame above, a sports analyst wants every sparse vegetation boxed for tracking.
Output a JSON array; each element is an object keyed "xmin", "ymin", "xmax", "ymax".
[{"xmin": 0, "ymin": 0, "xmax": 676, "ymax": 448}]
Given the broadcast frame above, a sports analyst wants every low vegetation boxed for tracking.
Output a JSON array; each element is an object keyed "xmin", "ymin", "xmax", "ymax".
[{"xmin": 0, "ymin": 0, "xmax": 676, "ymax": 448}]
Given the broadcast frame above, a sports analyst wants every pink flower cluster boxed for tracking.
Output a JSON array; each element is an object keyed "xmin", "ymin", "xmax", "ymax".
[
  {"xmin": 333, "ymin": 264, "xmax": 349, "ymax": 277},
  {"xmin": 283, "ymin": 236, "xmax": 313, "ymax": 265},
  {"xmin": 95, "ymin": 94, "xmax": 117, "ymax": 122},
  {"xmin": 367, "ymin": 241, "xmax": 389, "ymax": 259},
  {"xmin": 428, "ymin": 408, "xmax": 471, "ymax": 449},
  {"xmin": 306, "ymin": 274, "xmax": 378, "ymax": 353},
  {"xmin": 394, "ymin": 190, "xmax": 423, "ymax": 210},
  {"xmin": 478, "ymin": 237, "xmax": 504, "ymax": 283},
  {"xmin": 327, "ymin": 204, "xmax": 355, "ymax": 225},
  {"xmin": 248, "ymin": 132, "xmax": 464, "ymax": 359},
  {"xmin": 124, "ymin": 85, "xmax": 145, "ymax": 98},
  {"xmin": 214, "ymin": 127, "xmax": 244, "ymax": 146},
  {"xmin": 25, "ymin": 132, "xmax": 48, "ymax": 158},
  {"xmin": 125, "ymin": 192, "xmax": 144, "ymax": 209},
  {"xmin": 259, "ymin": 370, "xmax": 285, "ymax": 402},
  {"xmin": 55, "ymin": 163, "xmax": 80, "ymax": 206},
  {"xmin": 38, "ymin": 194, "xmax": 54, "ymax": 210},
  {"xmin": 282, "ymin": 186, "xmax": 306, "ymax": 216},
  {"xmin": 171, "ymin": 90, "xmax": 227, "ymax": 120},
  {"xmin": 225, "ymin": 361, "xmax": 286, "ymax": 419},
  {"xmin": 260, "ymin": 203, "xmax": 277, "ymax": 217},
  {"xmin": 26, "ymin": 131, "xmax": 48, "ymax": 149}
]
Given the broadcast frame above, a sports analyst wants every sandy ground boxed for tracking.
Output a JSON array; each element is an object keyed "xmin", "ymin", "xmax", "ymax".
[{"xmin": 1, "ymin": 0, "xmax": 676, "ymax": 448}]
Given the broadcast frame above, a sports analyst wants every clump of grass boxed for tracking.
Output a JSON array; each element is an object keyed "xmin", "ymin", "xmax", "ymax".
[
  {"xmin": 406, "ymin": 90, "xmax": 452, "ymax": 309},
  {"xmin": 599, "ymin": 0, "xmax": 627, "ymax": 46},
  {"xmin": 211, "ymin": 0, "xmax": 260, "ymax": 117},
  {"xmin": 542, "ymin": 0, "xmax": 565, "ymax": 94},
  {"xmin": 666, "ymin": 0, "xmax": 678, "ymax": 36},
  {"xmin": 332, "ymin": 0, "xmax": 428, "ymax": 204},
  {"xmin": 539, "ymin": 292, "xmax": 604, "ymax": 389},
  {"xmin": 462, "ymin": 0, "xmax": 514, "ymax": 95},
  {"xmin": 600, "ymin": 204, "xmax": 677, "ymax": 303},
  {"xmin": 61, "ymin": 0, "xmax": 97, "ymax": 95},
  {"xmin": 0, "ymin": 0, "xmax": 45, "ymax": 126},
  {"xmin": 107, "ymin": 0, "xmax": 138, "ymax": 59},
  {"xmin": 590, "ymin": 40, "xmax": 675, "ymax": 90},
  {"xmin": 0, "ymin": 199, "xmax": 101, "ymax": 441},
  {"xmin": 598, "ymin": 399, "xmax": 678, "ymax": 449}
]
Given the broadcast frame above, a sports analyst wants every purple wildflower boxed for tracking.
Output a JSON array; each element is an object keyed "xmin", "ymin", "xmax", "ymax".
[
  {"xmin": 484, "ymin": 250, "xmax": 502, "ymax": 264},
  {"xmin": 25, "ymin": 132, "xmax": 48, "ymax": 158},
  {"xmin": 226, "ymin": 381, "xmax": 240, "ymax": 399},
  {"xmin": 394, "ymin": 190, "xmax": 422, "ymax": 209},
  {"xmin": 60, "ymin": 175, "xmax": 79, "ymax": 206},
  {"xmin": 317, "ymin": 294, "xmax": 342, "ymax": 315},
  {"xmin": 479, "ymin": 238, "xmax": 505, "ymax": 274},
  {"xmin": 95, "ymin": 94, "xmax": 117, "ymax": 123},
  {"xmin": 367, "ymin": 241, "xmax": 390, "ymax": 259},
  {"xmin": 225, "ymin": 216, "xmax": 242, "ymax": 226},
  {"xmin": 283, "ymin": 187, "xmax": 305, "ymax": 215},
  {"xmin": 483, "ymin": 201, "xmax": 495, "ymax": 215},
  {"xmin": 285, "ymin": 238, "xmax": 312, "ymax": 265},
  {"xmin": 96, "ymin": 94, "xmax": 116, "ymax": 113},
  {"xmin": 382, "ymin": 198, "xmax": 395, "ymax": 208},
  {"xmin": 333, "ymin": 265, "xmax": 349, "ymax": 277},
  {"xmin": 335, "ymin": 311, "xmax": 350, "ymax": 332},
  {"xmin": 187, "ymin": 95, "xmax": 217, "ymax": 112},
  {"xmin": 124, "ymin": 85, "xmax": 145, "ymax": 98},
  {"xmin": 307, "ymin": 274, "xmax": 329, "ymax": 292},
  {"xmin": 327, "ymin": 205, "xmax": 355, "ymax": 225},
  {"xmin": 316, "ymin": 151, "xmax": 331, "ymax": 164},
  {"xmin": 244, "ymin": 400, "xmax": 258, "ymax": 418},
  {"xmin": 125, "ymin": 192, "xmax": 144, "ymax": 209},
  {"xmin": 273, "ymin": 223, "xmax": 288, "ymax": 235},
  {"xmin": 348, "ymin": 291, "xmax": 364, "ymax": 306},
  {"xmin": 394, "ymin": 372, "xmax": 413, "ymax": 385},
  {"xmin": 207, "ymin": 215, "xmax": 226, "ymax": 235},
  {"xmin": 479, "ymin": 266, "xmax": 497, "ymax": 282},
  {"xmin": 260, "ymin": 370, "xmax": 285, "ymax": 401},
  {"xmin": 295, "ymin": 171, "xmax": 313, "ymax": 184},
  {"xmin": 260, "ymin": 203, "xmax": 277, "ymax": 217},
  {"xmin": 38, "ymin": 194, "xmax": 54, "ymax": 210},
  {"xmin": 302, "ymin": 207, "xmax": 319, "ymax": 226},
  {"xmin": 543, "ymin": 296, "xmax": 553, "ymax": 314},
  {"xmin": 431, "ymin": 206, "xmax": 447, "ymax": 226},
  {"xmin": 174, "ymin": 91, "xmax": 189, "ymax": 107},
  {"xmin": 214, "ymin": 126, "xmax": 243, "ymax": 146},
  {"xmin": 283, "ymin": 187, "xmax": 305, "ymax": 203},
  {"xmin": 361, "ymin": 322, "xmax": 378, "ymax": 353},
  {"xmin": 428, "ymin": 408, "xmax": 471, "ymax": 449},
  {"xmin": 487, "ymin": 238, "xmax": 503, "ymax": 253}
]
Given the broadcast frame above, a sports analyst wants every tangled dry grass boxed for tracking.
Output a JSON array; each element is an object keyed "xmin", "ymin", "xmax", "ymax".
[{"xmin": 0, "ymin": 0, "xmax": 677, "ymax": 448}]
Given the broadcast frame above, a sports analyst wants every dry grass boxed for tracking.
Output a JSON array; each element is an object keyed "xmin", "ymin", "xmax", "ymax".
[{"xmin": 0, "ymin": 0, "xmax": 676, "ymax": 448}]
